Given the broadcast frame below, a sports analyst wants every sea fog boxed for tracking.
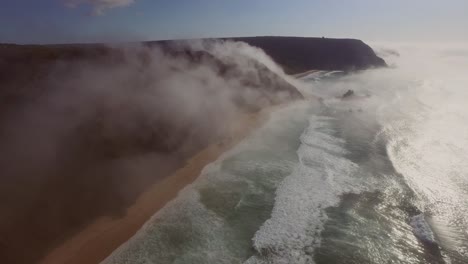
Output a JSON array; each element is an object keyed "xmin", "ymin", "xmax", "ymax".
[{"xmin": 103, "ymin": 43, "xmax": 468, "ymax": 264}]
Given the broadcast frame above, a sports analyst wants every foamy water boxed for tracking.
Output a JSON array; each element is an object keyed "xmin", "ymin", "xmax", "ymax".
[{"xmin": 246, "ymin": 115, "xmax": 371, "ymax": 264}]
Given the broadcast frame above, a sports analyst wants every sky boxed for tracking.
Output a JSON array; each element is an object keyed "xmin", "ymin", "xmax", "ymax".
[{"xmin": 1, "ymin": 0, "xmax": 467, "ymax": 44}]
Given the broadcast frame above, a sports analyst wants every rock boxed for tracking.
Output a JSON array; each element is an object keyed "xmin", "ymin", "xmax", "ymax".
[{"xmin": 342, "ymin": 89, "xmax": 355, "ymax": 98}]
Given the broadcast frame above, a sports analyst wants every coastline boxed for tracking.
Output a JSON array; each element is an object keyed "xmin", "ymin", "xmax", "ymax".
[{"xmin": 39, "ymin": 107, "xmax": 272, "ymax": 264}]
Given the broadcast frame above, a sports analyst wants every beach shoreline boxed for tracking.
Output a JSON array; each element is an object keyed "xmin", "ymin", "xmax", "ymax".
[{"xmin": 39, "ymin": 107, "xmax": 272, "ymax": 264}]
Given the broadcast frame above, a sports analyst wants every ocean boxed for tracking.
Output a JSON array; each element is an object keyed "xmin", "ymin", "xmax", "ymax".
[{"xmin": 102, "ymin": 44, "xmax": 468, "ymax": 264}]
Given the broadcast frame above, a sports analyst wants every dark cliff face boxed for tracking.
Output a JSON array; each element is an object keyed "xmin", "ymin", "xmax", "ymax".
[{"xmin": 229, "ymin": 37, "xmax": 387, "ymax": 74}]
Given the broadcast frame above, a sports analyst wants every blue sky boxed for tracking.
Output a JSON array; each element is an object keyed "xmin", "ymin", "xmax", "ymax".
[{"xmin": 1, "ymin": 0, "xmax": 467, "ymax": 44}]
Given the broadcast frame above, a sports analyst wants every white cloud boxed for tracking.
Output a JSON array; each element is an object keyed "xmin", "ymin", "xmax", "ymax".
[{"xmin": 65, "ymin": 0, "xmax": 136, "ymax": 15}]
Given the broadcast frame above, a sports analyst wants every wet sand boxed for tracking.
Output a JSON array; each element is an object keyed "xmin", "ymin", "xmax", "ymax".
[{"xmin": 39, "ymin": 109, "xmax": 270, "ymax": 264}]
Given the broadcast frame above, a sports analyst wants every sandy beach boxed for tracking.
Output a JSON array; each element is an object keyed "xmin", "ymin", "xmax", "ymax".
[{"xmin": 39, "ymin": 108, "xmax": 270, "ymax": 264}]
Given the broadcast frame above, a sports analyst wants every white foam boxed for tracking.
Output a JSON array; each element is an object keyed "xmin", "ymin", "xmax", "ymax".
[
  {"xmin": 299, "ymin": 71, "xmax": 326, "ymax": 81},
  {"xmin": 246, "ymin": 115, "xmax": 367, "ymax": 264},
  {"xmin": 299, "ymin": 71, "xmax": 344, "ymax": 82},
  {"xmin": 300, "ymin": 117, "xmax": 348, "ymax": 154}
]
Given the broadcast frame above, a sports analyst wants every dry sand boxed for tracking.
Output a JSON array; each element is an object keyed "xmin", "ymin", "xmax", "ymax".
[{"xmin": 39, "ymin": 108, "xmax": 270, "ymax": 264}]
